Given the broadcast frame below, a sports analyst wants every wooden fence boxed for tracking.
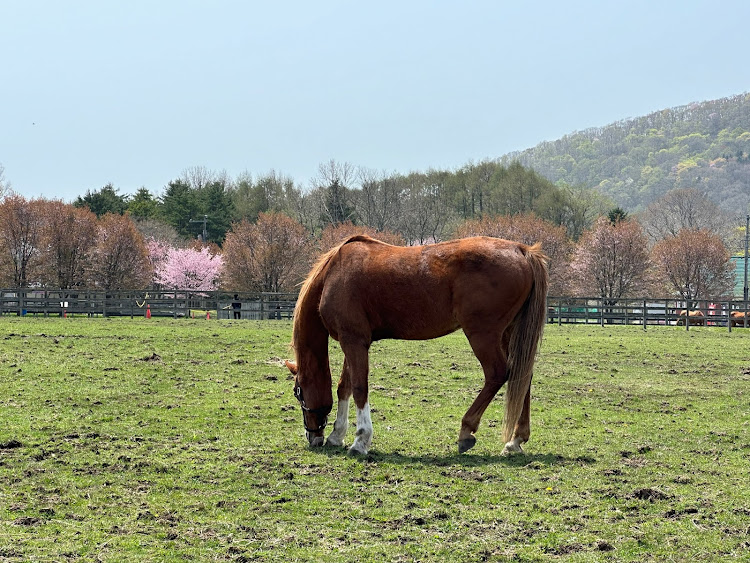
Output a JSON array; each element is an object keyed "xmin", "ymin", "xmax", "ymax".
[
  {"xmin": 546, "ymin": 296, "xmax": 750, "ymax": 332},
  {"xmin": 0, "ymin": 289, "xmax": 297, "ymax": 320},
  {"xmin": 2, "ymin": 290, "xmax": 749, "ymax": 331}
]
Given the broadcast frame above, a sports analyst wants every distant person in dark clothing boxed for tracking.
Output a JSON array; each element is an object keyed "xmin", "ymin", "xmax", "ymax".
[{"xmin": 232, "ymin": 295, "xmax": 242, "ymax": 319}]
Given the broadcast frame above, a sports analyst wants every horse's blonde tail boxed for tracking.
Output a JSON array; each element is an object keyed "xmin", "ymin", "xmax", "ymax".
[{"xmin": 502, "ymin": 243, "xmax": 549, "ymax": 443}]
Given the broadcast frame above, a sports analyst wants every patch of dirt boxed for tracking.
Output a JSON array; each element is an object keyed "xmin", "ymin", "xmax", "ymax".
[
  {"xmin": 140, "ymin": 352, "xmax": 162, "ymax": 362},
  {"xmin": 13, "ymin": 516, "xmax": 41, "ymax": 526},
  {"xmin": 0, "ymin": 439, "xmax": 23, "ymax": 449},
  {"xmin": 622, "ymin": 456, "xmax": 648, "ymax": 468},
  {"xmin": 630, "ymin": 487, "xmax": 672, "ymax": 501},
  {"xmin": 439, "ymin": 469, "xmax": 495, "ymax": 482},
  {"xmin": 542, "ymin": 542, "xmax": 585, "ymax": 555},
  {"xmin": 664, "ymin": 507, "xmax": 699, "ymax": 518}
]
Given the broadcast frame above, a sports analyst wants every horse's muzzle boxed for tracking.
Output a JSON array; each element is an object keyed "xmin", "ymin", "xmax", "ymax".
[{"xmin": 306, "ymin": 431, "xmax": 325, "ymax": 447}]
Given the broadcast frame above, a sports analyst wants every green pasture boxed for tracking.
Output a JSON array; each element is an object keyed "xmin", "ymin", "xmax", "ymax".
[{"xmin": 0, "ymin": 318, "xmax": 748, "ymax": 561}]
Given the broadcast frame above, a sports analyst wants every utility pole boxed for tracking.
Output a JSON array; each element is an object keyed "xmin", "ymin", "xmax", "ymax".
[{"xmin": 190, "ymin": 214, "xmax": 208, "ymax": 243}]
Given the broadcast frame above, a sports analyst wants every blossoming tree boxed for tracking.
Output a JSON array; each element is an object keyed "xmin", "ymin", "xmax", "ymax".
[{"xmin": 153, "ymin": 246, "xmax": 223, "ymax": 291}]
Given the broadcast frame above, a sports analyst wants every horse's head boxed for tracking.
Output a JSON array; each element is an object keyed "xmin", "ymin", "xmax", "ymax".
[{"xmin": 285, "ymin": 360, "xmax": 332, "ymax": 447}]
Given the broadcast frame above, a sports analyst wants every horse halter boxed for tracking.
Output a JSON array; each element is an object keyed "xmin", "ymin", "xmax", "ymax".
[{"xmin": 294, "ymin": 386, "xmax": 330, "ymax": 434}]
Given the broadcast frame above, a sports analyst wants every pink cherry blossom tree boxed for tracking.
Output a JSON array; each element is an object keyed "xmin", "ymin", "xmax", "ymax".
[
  {"xmin": 154, "ymin": 246, "xmax": 223, "ymax": 291},
  {"xmin": 146, "ymin": 238, "xmax": 171, "ymax": 278}
]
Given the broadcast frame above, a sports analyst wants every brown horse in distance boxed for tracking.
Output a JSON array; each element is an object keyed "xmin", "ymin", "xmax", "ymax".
[
  {"xmin": 677, "ymin": 310, "xmax": 705, "ymax": 326},
  {"xmin": 285, "ymin": 235, "xmax": 549, "ymax": 456},
  {"xmin": 730, "ymin": 311, "xmax": 749, "ymax": 327}
]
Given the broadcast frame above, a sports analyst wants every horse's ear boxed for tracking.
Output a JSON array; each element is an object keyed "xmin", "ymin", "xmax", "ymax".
[{"xmin": 284, "ymin": 360, "xmax": 298, "ymax": 375}]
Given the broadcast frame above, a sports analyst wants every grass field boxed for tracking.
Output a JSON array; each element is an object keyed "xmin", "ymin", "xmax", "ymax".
[{"xmin": 0, "ymin": 317, "xmax": 748, "ymax": 562}]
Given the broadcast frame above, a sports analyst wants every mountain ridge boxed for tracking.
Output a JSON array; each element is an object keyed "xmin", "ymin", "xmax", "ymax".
[{"xmin": 499, "ymin": 93, "xmax": 750, "ymax": 214}]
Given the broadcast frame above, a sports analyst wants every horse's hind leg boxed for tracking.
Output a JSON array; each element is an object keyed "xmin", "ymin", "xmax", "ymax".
[
  {"xmin": 326, "ymin": 358, "xmax": 352, "ymax": 447},
  {"xmin": 458, "ymin": 331, "xmax": 509, "ymax": 453},
  {"xmin": 502, "ymin": 383, "xmax": 531, "ymax": 455}
]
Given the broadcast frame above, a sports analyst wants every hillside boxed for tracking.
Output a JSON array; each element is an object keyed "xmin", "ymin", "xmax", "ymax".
[{"xmin": 501, "ymin": 93, "xmax": 750, "ymax": 214}]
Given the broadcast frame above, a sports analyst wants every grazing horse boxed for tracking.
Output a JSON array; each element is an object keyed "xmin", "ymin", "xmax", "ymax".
[
  {"xmin": 730, "ymin": 311, "xmax": 749, "ymax": 327},
  {"xmin": 284, "ymin": 235, "xmax": 549, "ymax": 456},
  {"xmin": 677, "ymin": 310, "xmax": 705, "ymax": 326}
]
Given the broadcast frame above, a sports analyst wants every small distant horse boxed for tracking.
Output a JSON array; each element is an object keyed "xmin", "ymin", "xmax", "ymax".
[
  {"xmin": 677, "ymin": 310, "xmax": 705, "ymax": 326},
  {"xmin": 284, "ymin": 235, "xmax": 548, "ymax": 456},
  {"xmin": 730, "ymin": 311, "xmax": 749, "ymax": 327}
]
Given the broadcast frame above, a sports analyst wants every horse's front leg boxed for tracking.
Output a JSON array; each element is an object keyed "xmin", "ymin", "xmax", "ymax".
[
  {"xmin": 326, "ymin": 358, "xmax": 352, "ymax": 447},
  {"xmin": 340, "ymin": 339, "xmax": 372, "ymax": 455}
]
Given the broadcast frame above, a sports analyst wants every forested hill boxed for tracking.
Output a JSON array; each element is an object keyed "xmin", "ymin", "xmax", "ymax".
[{"xmin": 500, "ymin": 93, "xmax": 750, "ymax": 214}]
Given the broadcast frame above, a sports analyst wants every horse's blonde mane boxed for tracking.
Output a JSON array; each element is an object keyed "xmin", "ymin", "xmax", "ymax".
[{"xmin": 292, "ymin": 235, "xmax": 377, "ymax": 354}]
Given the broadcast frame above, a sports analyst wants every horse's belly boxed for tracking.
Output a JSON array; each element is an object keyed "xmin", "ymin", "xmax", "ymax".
[{"xmin": 370, "ymin": 307, "xmax": 460, "ymax": 341}]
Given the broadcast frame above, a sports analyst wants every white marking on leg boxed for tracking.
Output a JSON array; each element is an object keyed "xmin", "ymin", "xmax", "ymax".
[
  {"xmin": 501, "ymin": 436, "xmax": 525, "ymax": 456},
  {"xmin": 326, "ymin": 398, "xmax": 350, "ymax": 446},
  {"xmin": 349, "ymin": 402, "xmax": 373, "ymax": 455}
]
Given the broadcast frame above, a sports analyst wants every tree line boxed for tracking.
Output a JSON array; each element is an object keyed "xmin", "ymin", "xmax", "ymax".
[
  {"xmin": 71, "ymin": 160, "xmax": 612, "ymax": 246},
  {"xmin": 0, "ymin": 169, "xmax": 745, "ymax": 304}
]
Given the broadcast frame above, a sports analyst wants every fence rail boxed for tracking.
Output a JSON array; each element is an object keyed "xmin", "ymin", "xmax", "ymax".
[
  {"xmin": 0, "ymin": 289, "xmax": 297, "ymax": 320},
  {"xmin": 2, "ymin": 290, "xmax": 749, "ymax": 331},
  {"xmin": 546, "ymin": 296, "xmax": 750, "ymax": 332}
]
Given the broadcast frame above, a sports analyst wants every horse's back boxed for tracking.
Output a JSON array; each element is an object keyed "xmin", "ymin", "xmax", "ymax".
[{"xmin": 318, "ymin": 236, "xmax": 537, "ymax": 341}]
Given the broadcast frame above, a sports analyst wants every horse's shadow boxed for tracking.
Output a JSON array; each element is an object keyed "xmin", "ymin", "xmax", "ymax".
[{"xmin": 317, "ymin": 445, "xmax": 595, "ymax": 468}]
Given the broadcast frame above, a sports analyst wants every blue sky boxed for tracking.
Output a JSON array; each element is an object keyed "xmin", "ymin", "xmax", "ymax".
[{"xmin": 2, "ymin": 1, "xmax": 749, "ymax": 201}]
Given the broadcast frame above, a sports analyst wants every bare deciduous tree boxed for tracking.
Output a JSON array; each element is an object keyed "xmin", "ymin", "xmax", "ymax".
[
  {"xmin": 311, "ymin": 160, "xmax": 357, "ymax": 227},
  {"xmin": 222, "ymin": 212, "xmax": 312, "ymax": 292},
  {"xmin": 180, "ymin": 166, "xmax": 229, "ymax": 191},
  {"xmin": 0, "ymin": 163, "xmax": 11, "ymax": 200},
  {"xmin": 651, "ymin": 228, "xmax": 735, "ymax": 302},
  {"xmin": 134, "ymin": 218, "xmax": 183, "ymax": 248},
  {"xmin": 400, "ymin": 171, "xmax": 452, "ymax": 244},
  {"xmin": 352, "ymin": 167, "xmax": 404, "ymax": 233},
  {"xmin": 0, "ymin": 195, "xmax": 46, "ymax": 287},
  {"xmin": 570, "ymin": 217, "xmax": 653, "ymax": 301},
  {"xmin": 640, "ymin": 188, "xmax": 730, "ymax": 244},
  {"xmin": 88, "ymin": 214, "xmax": 152, "ymax": 290},
  {"xmin": 39, "ymin": 201, "xmax": 98, "ymax": 288}
]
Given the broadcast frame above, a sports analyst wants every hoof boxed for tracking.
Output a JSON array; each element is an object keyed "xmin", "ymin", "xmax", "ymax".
[
  {"xmin": 458, "ymin": 435, "xmax": 477, "ymax": 454},
  {"xmin": 325, "ymin": 436, "xmax": 344, "ymax": 447},
  {"xmin": 501, "ymin": 441, "xmax": 524, "ymax": 456},
  {"xmin": 347, "ymin": 444, "xmax": 368, "ymax": 456}
]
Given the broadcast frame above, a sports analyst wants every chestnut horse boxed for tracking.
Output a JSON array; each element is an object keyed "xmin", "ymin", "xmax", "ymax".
[
  {"xmin": 730, "ymin": 311, "xmax": 749, "ymax": 327},
  {"xmin": 284, "ymin": 235, "xmax": 549, "ymax": 456},
  {"xmin": 677, "ymin": 310, "xmax": 705, "ymax": 326}
]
